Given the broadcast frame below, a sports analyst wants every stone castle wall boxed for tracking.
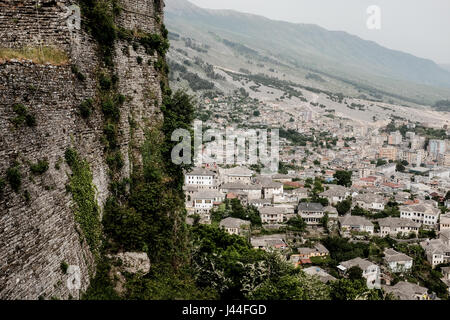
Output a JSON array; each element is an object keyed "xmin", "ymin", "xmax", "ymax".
[
  {"xmin": 114, "ymin": 0, "xmax": 165, "ymax": 177},
  {"xmin": 0, "ymin": 0, "xmax": 165, "ymax": 299}
]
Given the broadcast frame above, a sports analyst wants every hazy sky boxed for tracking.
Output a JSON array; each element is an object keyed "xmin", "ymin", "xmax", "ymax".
[{"xmin": 189, "ymin": 0, "xmax": 450, "ymax": 65}]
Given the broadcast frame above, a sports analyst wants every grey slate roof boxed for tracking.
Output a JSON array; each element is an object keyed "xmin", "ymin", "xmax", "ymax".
[
  {"xmin": 219, "ymin": 217, "xmax": 250, "ymax": 229},
  {"xmin": 297, "ymin": 202, "xmax": 324, "ymax": 212},
  {"xmin": 324, "ymin": 206, "xmax": 338, "ymax": 214},
  {"xmin": 221, "ymin": 183, "xmax": 262, "ymax": 190},
  {"xmin": 353, "ymin": 193, "xmax": 385, "ymax": 204},
  {"xmin": 339, "ymin": 257, "xmax": 376, "ymax": 271},
  {"xmin": 259, "ymin": 206, "xmax": 286, "ymax": 215},
  {"xmin": 187, "ymin": 167, "xmax": 216, "ymax": 176},
  {"xmin": 192, "ymin": 191, "xmax": 223, "ymax": 200},
  {"xmin": 383, "ymin": 248, "xmax": 413, "ymax": 263},
  {"xmin": 383, "ymin": 282, "xmax": 428, "ymax": 300},
  {"xmin": 224, "ymin": 166, "xmax": 254, "ymax": 176},
  {"xmin": 248, "ymin": 199, "xmax": 272, "ymax": 205},
  {"xmin": 399, "ymin": 204, "xmax": 440, "ymax": 216},
  {"xmin": 377, "ymin": 217, "xmax": 420, "ymax": 229},
  {"xmin": 339, "ymin": 215, "xmax": 374, "ymax": 227}
]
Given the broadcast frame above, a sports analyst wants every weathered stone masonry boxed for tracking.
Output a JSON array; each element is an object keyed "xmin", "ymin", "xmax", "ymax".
[{"xmin": 0, "ymin": 0, "xmax": 165, "ymax": 299}]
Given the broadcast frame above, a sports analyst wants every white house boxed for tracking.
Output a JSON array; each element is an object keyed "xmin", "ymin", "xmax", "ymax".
[
  {"xmin": 297, "ymin": 202, "xmax": 325, "ymax": 226},
  {"xmin": 420, "ymin": 239, "xmax": 450, "ymax": 268},
  {"xmin": 338, "ymin": 257, "xmax": 381, "ymax": 289},
  {"xmin": 259, "ymin": 206, "xmax": 285, "ymax": 224},
  {"xmin": 192, "ymin": 191, "xmax": 224, "ymax": 214},
  {"xmin": 319, "ymin": 185, "xmax": 350, "ymax": 205},
  {"xmin": 186, "ymin": 167, "xmax": 217, "ymax": 186},
  {"xmin": 221, "ymin": 166, "xmax": 254, "ymax": 184},
  {"xmin": 383, "ymin": 248, "xmax": 413, "ymax": 273},
  {"xmin": 220, "ymin": 183, "xmax": 262, "ymax": 200},
  {"xmin": 219, "ymin": 217, "xmax": 251, "ymax": 236},
  {"xmin": 400, "ymin": 204, "xmax": 440, "ymax": 227},
  {"xmin": 338, "ymin": 215, "xmax": 374, "ymax": 236},
  {"xmin": 378, "ymin": 217, "xmax": 420, "ymax": 238},
  {"xmin": 262, "ymin": 181, "xmax": 284, "ymax": 200},
  {"xmin": 291, "ymin": 187, "xmax": 309, "ymax": 200},
  {"xmin": 353, "ymin": 193, "xmax": 385, "ymax": 211}
]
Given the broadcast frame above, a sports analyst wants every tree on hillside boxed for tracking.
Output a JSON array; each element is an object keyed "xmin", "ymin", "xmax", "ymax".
[
  {"xmin": 333, "ymin": 170, "xmax": 352, "ymax": 187},
  {"xmin": 336, "ymin": 199, "xmax": 352, "ymax": 216},
  {"xmin": 287, "ymin": 216, "xmax": 307, "ymax": 232},
  {"xmin": 347, "ymin": 266, "xmax": 364, "ymax": 281}
]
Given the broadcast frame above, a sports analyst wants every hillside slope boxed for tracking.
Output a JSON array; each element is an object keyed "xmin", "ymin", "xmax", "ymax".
[{"xmin": 165, "ymin": 0, "xmax": 450, "ymax": 105}]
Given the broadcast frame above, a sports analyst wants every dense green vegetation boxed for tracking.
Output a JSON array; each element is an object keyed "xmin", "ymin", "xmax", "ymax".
[
  {"xmin": 10, "ymin": 103, "xmax": 36, "ymax": 128},
  {"xmin": 333, "ymin": 170, "xmax": 352, "ymax": 187},
  {"xmin": 279, "ymin": 128, "xmax": 312, "ymax": 146},
  {"xmin": 78, "ymin": 0, "xmax": 202, "ymax": 297},
  {"xmin": 211, "ymin": 199, "xmax": 261, "ymax": 227},
  {"xmin": 78, "ymin": 99, "xmax": 93, "ymax": 118},
  {"xmin": 0, "ymin": 178, "xmax": 5, "ymax": 197},
  {"xmin": 65, "ymin": 148, "xmax": 102, "ymax": 256},
  {"xmin": 393, "ymin": 243, "xmax": 448, "ymax": 299},
  {"xmin": 6, "ymin": 162, "xmax": 22, "ymax": 192},
  {"xmin": 384, "ymin": 120, "xmax": 450, "ymax": 140},
  {"xmin": 29, "ymin": 159, "xmax": 49, "ymax": 175}
]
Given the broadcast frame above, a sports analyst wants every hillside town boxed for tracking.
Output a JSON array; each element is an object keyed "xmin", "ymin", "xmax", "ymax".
[{"xmin": 183, "ymin": 101, "xmax": 450, "ymax": 300}]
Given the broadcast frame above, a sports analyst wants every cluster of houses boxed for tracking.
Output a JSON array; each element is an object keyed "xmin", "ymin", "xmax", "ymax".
[
  {"xmin": 184, "ymin": 166, "xmax": 291, "ymax": 224},
  {"xmin": 184, "ymin": 166, "xmax": 448, "ymax": 246},
  {"xmin": 183, "ymin": 165, "xmax": 450, "ymax": 298},
  {"xmin": 257, "ymin": 232, "xmax": 444, "ymax": 299}
]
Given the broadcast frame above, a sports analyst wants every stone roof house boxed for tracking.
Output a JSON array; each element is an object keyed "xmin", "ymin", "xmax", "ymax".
[
  {"xmin": 440, "ymin": 214, "xmax": 450, "ymax": 231},
  {"xmin": 259, "ymin": 206, "xmax": 285, "ymax": 224},
  {"xmin": 251, "ymin": 234, "xmax": 288, "ymax": 251},
  {"xmin": 297, "ymin": 203, "xmax": 325, "ymax": 226},
  {"xmin": 319, "ymin": 185, "xmax": 350, "ymax": 205},
  {"xmin": 219, "ymin": 217, "xmax": 250, "ymax": 236},
  {"xmin": 221, "ymin": 166, "xmax": 254, "ymax": 184},
  {"xmin": 383, "ymin": 248, "xmax": 413, "ymax": 273},
  {"xmin": 420, "ymin": 239, "xmax": 450, "ymax": 268},
  {"xmin": 352, "ymin": 193, "xmax": 385, "ymax": 211},
  {"xmin": 296, "ymin": 243, "xmax": 329, "ymax": 259},
  {"xmin": 338, "ymin": 215, "xmax": 374, "ymax": 236},
  {"xmin": 399, "ymin": 203, "xmax": 440, "ymax": 227},
  {"xmin": 220, "ymin": 183, "xmax": 262, "ymax": 200},
  {"xmin": 338, "ymin": 257, "xmax": 380, "ymax": 289},
  {"xmin": 383, "ymin": 281, "xmax": 430, "ymax": 300},
  {"xmin": 377, "ymin": 217, "xmax": 420, "ymax": 238}
]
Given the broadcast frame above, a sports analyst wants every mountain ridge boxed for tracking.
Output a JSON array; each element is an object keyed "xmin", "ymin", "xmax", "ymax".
[{"xmin": 165, "ymin": 0, "xmax": 450, "ymax": 98}]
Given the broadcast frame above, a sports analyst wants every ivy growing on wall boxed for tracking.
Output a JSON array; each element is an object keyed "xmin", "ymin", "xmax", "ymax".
[
  {"xmin": 78, "ymin": 0, "xmax": 197, "ymax": 298},
  {"xmin": 65, "ymin": 148, "xmax": 102, "ymax": 257}
]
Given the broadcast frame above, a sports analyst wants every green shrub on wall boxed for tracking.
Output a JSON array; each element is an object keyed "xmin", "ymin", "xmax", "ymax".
[
  {"xmin": 65, "ymin": 148, "xmax": 102, "ymax": 256},
  {"xmin": 79, "ymin": 99, "xmax": 93, "ymax": 118},
  {"xmin": 0, "ymin": 177, "xmax": 6, "ymax": 196},
  {"xmin": 7, "ymin": 163, "xmax": 22, "ymax": 192},
  {"xmin": 11, "ymin": 104, "xmax": 36, "ymax": 128},
  {"xmin": 30, "ymin": 159, "xmax": 49, "ymax": 175}
]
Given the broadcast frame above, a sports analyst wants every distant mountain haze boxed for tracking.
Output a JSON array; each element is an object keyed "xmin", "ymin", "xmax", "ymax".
[
  {"xmin": 165, "ymin": 0, "xmax": 450, "ymax": 93},
  {"xmin": 187, "ymin": 0, "xmax": 450, "ymax": 66}
]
